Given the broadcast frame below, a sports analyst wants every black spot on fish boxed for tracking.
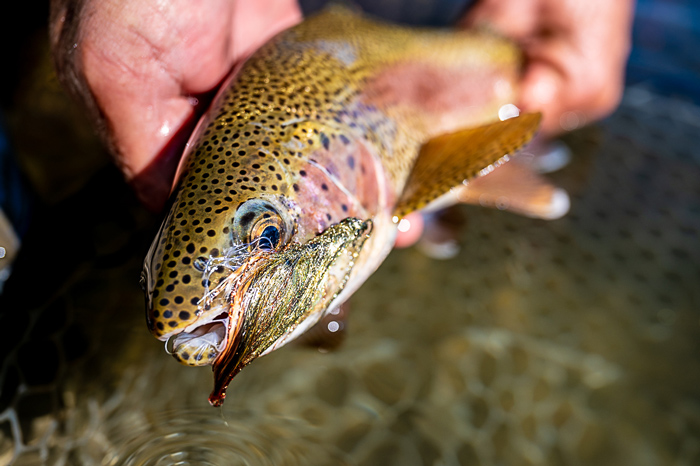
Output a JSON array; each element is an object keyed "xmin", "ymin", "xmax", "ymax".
[
  {"xmin": 156, "ymin": 322, "xmax": 164, "ymax": 331},
  {"xmin": 181, "ymin": 352, "xmax": 190, "ymax": 360},
  {"xmin": 159, "ymin": 298, "xmax": 169, "ymax": 306},
  {"xmin": 190, "ymin": 297, "xmax": 199, "ymax": 305},
  {"xmin": 321, "ymin": 183, "xmax": 328, "ymax": 191},
  {"xmin": 168, "ymin": 321, "xmax": 178, "ymax": 328},
  {"xmin": 207, "ymin": 230, "xmax": 216, "ymax": 237},
  {"xmin": 179, "ymin": 311, "xmax": 190, "ymax": 320},
  {"xmin": 174, "ymin": 296, "xmax": 184, "ymax": 304},
  {"xmin": 163, "ymin": 310, "xmax": 173, "ymax": 318},
  {"xmin": 166, "ymin": 284, "xmax": 175, "ymax": 292},
  {"xmin": 240, "ymin": 212, "xmax": 256, "ymax": 226},
  {"xmin": 300, "ymin": 170, "xmax": 307, "ymax": 177},
  {"xmin": 339, "ymin": 134, "xmax": 350, "ymax": 145},
  {"xmin": 320, "ymin": 132, "xmax": 330, "ymax": 150}
]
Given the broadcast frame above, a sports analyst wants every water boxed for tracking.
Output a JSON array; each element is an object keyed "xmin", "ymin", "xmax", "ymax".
[{"xmin": 2, "ymin": 3, "xmax": 700, "ymax": 465}]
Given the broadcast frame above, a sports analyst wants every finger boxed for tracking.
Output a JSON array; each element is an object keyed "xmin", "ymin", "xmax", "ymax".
[
  {"xmin": 70, "ymin": 0, "xmax": 302, "ymax": 210},
  {"xmin": 518, "ymin": 35, "xmax": 625, "ymax": 136},
  {"xmin": 232, "ymin": 0, "xmax": 303, "ymax": 60},
  {"xmin": 394, "ymin": 212, "xmax": 424, "ymax": 248},
  {"xmin": 518, "ymin": 61, "xmax": 567, "ymax": 135}
]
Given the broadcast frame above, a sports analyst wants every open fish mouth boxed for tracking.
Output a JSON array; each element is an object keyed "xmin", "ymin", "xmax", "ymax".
[{"xmin": 165, "ymin": 217, "xmax": 371, "ymax": 405}]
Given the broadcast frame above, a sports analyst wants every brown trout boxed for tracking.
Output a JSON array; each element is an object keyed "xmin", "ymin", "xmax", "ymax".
[{"xmin": 142, "ymin": 7, "xmax": 546, "ymax": 406}]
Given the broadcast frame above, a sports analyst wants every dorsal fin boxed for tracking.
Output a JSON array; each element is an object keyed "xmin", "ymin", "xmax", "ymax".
[{"xmin": 393, "ymin": 112, "xmax": 541, "ymax": 217}]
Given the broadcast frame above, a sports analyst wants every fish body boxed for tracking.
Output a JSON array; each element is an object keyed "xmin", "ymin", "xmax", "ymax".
[{"xmin": 142, "ymin": 7, "xmax": 540, "ymax": 405}]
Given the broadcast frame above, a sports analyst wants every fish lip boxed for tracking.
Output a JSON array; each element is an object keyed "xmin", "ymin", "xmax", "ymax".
[
  {"xmin": 207, "ymin": 261, "xmax": 265, "ymax": 407},
  {"xmin": 207, "ymin": 218, "xmax": 372, "ymax": 406}
]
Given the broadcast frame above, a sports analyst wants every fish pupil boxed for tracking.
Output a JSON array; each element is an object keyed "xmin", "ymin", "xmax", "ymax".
[{"xmin": 259, "ymin": 226, "xmax": 280, "ymax": 250}]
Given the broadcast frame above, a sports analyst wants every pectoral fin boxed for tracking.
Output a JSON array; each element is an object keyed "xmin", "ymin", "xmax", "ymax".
[
  {"xmin": 394, "ymin": 112, "xmax": 541, "ymax": 217},
  {"xmin": 454, "ymin": 157, "xmax": 570, "ymax": 219}
]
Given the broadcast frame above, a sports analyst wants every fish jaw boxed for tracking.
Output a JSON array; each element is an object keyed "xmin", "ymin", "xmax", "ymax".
[
  {"xmin": 142, "ymin": 209, "xmax": 244, "ymax": 349},
  {"xmin": 143, "ymin": 192, "xmax": 299, "ymax": 365},
  {"xmin": 208, "ymin": 217, "xmax": 372, "ymax": 406}
]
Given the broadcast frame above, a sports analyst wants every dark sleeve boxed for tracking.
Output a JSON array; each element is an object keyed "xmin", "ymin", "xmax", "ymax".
[{"xmin": 299, "ymin": 0, "xmax": 476, "ymax": 26}]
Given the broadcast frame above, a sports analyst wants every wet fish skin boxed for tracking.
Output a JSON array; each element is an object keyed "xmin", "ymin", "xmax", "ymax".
[{"xmin": 142, "ymin": 6, "xmax": 532, "ymax": 404}]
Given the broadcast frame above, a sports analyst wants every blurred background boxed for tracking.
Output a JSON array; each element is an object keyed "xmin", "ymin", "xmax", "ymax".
[{"xmin": 0, "ymin": 1, "xmax": 698, "ymax": 465}]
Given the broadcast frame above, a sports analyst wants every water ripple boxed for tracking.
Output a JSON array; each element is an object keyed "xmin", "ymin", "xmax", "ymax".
[{"xmin": 102, "ymin": 408, "xmax": 347, "ymax": 466}]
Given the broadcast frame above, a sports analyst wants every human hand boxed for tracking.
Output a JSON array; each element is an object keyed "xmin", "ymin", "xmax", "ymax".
[
  {"xmin": 396, "ymin": 0, "xmax": 634, "ymax": 249},
  {"xmin": 461, "ymin": 0, "xmax": 634, "ymax": 137},
  {"xmin": 50, "ymin": 0, "xmax": 301, "ymax": 210}
]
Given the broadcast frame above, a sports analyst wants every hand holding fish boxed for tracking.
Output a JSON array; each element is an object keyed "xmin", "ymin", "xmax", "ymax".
[
  {"xmin": 50, "ymin": 0, "xmax": 302, "ymax": 211},
  {"xmin": 462, "ymin": 0, "xmax": 634, "ymax": 136},
  {"xmin": 50, "ymin": 1, "xmax": 634, "ymax": 405},
  {"xmin": 51, "ymin": 0, "xmax": 632, "ymax": 214}
]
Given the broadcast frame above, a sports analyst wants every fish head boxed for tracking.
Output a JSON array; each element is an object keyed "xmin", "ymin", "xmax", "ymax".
[
  {"xmin": 142, "ymin": 127, "xmax": 379, "ymax": 400},
  {"xmin": 142, "ymin": 192, "xmax": 299, "ymax": 366}
]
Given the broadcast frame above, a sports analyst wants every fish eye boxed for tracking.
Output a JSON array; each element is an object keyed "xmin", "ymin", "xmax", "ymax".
[
  {"xmin": 258, "ymin": 225, "xmax": 280, "ymax": 250},
  {"xmin": 232, "ymin": 199, "xmax": 291, "ymax": 251},
  {"xmin": 249, "ymin": 213, "xmax": 285, "ymax": 251}
]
